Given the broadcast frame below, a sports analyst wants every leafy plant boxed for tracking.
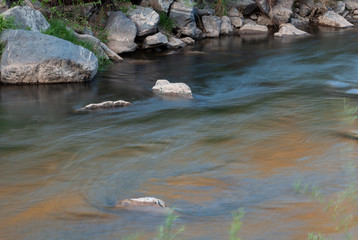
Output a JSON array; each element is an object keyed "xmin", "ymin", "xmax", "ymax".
[
  {"xmin": 159, "ymin": 12, "xmax": 176, "ymax": 34},
  {"xmin": 155, "ymin": 210, "xmax": 185, "ymax": 240},
  {"xmin": 0, "ymin": 16, "xmax": 16, "ymax": 32},
  {"xmin": 307, "ymin": 232, "xmax": 329, "ymax": 240},
  {"xmin": 230, "ymin": 208, "xmax": 245, "ymax": 240}
]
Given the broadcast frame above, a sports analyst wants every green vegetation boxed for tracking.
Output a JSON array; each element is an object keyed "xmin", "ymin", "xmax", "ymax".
[
  {"xmin": 307, "ymin": 232, "xmax": 329, "ymax": 240},
  {"xmin": 155, "ymin": 210, "xmax": 185, "ymax": 240},
  {"xmin": 158, "ymin": 12, "xmax": 176, "ymax": 34},
  {"xmin": 230, "ymin": 208, "xmax": 245, "ymax": 240},
  {"xmin": 0, "ymin": 16, "xmax": 16, "ymax": 32}
]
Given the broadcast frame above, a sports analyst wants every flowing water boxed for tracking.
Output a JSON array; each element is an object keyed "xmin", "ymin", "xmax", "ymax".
[{"xmin": 1, "ymin": 26, "xmax": 358, "ymax": 240}]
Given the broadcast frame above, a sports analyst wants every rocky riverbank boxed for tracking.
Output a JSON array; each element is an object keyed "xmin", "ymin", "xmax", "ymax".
[{"xmin": 0, "ymin": 0, "xmax": 357, "ymax": 84}]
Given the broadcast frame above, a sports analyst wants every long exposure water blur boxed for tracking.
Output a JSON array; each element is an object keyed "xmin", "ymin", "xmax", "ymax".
[{"xmin": 1, "ymin": 26, "xmax": 358, "ymax": 240}]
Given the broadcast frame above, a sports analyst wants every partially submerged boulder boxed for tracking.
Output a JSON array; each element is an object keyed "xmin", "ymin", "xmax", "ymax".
[
  {"xmin": 152, "ymin": 79, "xmax": 193, "ymax": 98},
  {"xmin": 0, "ymin": 30, "xmax": 98, "ymax": 84},
  {"xmin": 78, "ymin": 100, "xmax": 131, "ymax": 111},
  {"xmin": 167, "ymin": 37, "xmax": 186, "ymax": 49},
  {"xmin": 105, "ymin": 11, "xmax": 137, "ymax": 54},
  {"xmin": 274, "ymin": 23, "xmax": 310, "ymax": 37},
  {"xmin": 318, "ymin": 10, "xmax": 354, "ymax": 28},
  {"xmin": 128, "ymin": 6, "xmax": 159, "ymax": 37},
  {"xmin": 116, "ymin": 197, "xmax": 167, "ymax": 210},
  {"xmin": 1, "ymin": 6, "xmax": 49, "ymax": 31}
]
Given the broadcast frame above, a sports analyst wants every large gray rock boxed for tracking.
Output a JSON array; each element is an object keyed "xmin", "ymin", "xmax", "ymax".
[
  {"xmin": 239, "ymin": 22, "xmax": 268, "ymax": 34},
  {"xmin": 230, "ymin": 16, "xmax": 244, "ymax": 28},
  {"xmin": 220, "ymin": 16, "xmax": 234, "ymax": 34},
  {"xmin": 334, "ymin": 1, "xmax": 346, "ymax": 14},
  {"xmin": 148, "ymin": 0, "xmax": 174, "ymax": 13},
  {"xmin": 237, "ymin": 0, "xmax": 258, "ymax": 15},
  {"xmin": 169, "ymin": 0, "xmax": 202, "ymax": 39},
  {"xmin": 274, "ymin": 23, "xmax": 310, "ymax": 37},
  {"xmin": 1, "ymin": 6, "xmax": 49, "ymax": 31},
  {"xmin": 143, "ymin": 32, "xmax": 168, "ymax": 48},
  {"xmin": 318, "ymin": 10, "xmax": 354, "ymax": 28},
  {"xmin": 0, "ymin": 30, "xmax": 98, "ymax": 84},
  {"xmin": 272, "ymin": 0, "xmax": 294, "ymax": 25},
  {"xmin": 152, "ymin": 79, "xmax": 193, "ymax": 98},
  {"xmin": 202, "ymin": 15, "xmax": 222, "ymax": 37},
  {"xmin": 345, "ymin": 0, "xmax": 358, "ymax": 10},
  {"xmin": 128, "ymin": 6, "xmax": 159, "ymax": 37},
  {"xmin": 105, "ymin": 11, "xmax": 137, "ymax": 54},
  {"xmin": 254, "ymin": 0, "xmax": 270, "ymax": 15}
]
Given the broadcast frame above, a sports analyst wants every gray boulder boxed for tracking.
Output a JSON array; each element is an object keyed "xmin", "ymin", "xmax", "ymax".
[
  {"xmin": 272, "ymin": 0, "xmax": 294, "ymax": 25},
  {"xmin": 105, "ymin": 11, "xmax": 137, "ymax": 54},
  {"xmin": 254, "ymin": 0, "xmax": 270, "ymax": 15},
  {"xmin": 318, "ymin": 10, "xmax": 353, "ymax": 28},
  {"xmin": 143, "ymin": 32, "xmax": 168, "ymax": 48},
  {"xmin": 202, "ymin": 15, "xmax": 222, "ymax": 37},
  {"xmin": 274, "ymin": 23, "xmax": 310, "ymax": 37},
  {"xmin": 220, "ymin": 16, "xmax": 234, "ymax": 35},
  {"xmin": 148, "ymin": 0, "xmax": 173, "ymax": 13},
  {"xmin": 152, "ymin": 79, "xmax": 193, "ymax": 98},
  {"xmin": 237, "ymin": 0, "xmax": 258, "ymax": 15},
  {"xmin": 1, "ymin": 6, "xmax": 49, "ymax": 31},
  {"xmin": 197, "ymin": 8, "xmax": 215, "ymax": 16},
  {"xmin": 239, "ymin": 22, "xmax": 268, "ymax": 34},
  {"xmin": 71, "ymin": 31, "xmax": 108, "ymax": 60},
  {"xmin": 169, "ymin": 0, "xmax": 201, "ymax": 39},
  {"xmin": 345, "ymin": 0, "xmax": 358, "ymax": 10},
  {"xmin": 290, "ymin": 15, "xmax": 309, "ymax": 26},
  {"xmin": 79, "ymin": 100, "xmax": 131, "ymax": 111},
  {"xmin": 167, "ymin": 37, "xmax": 186, "ymax": 49},
  {"xmin": 128, "ymin": 6, "xmax": 159, "ymax": 37},
  {"xmin": 230, "ymin": 16, "xmax": 244, "ymax": 28},
  {"xmin": 0, "ymin": 30, "xmax": 98, "ymax": 84},
  {"xmin": 334, "ymin": 1, "xmax": 346, "ymax": 14}
]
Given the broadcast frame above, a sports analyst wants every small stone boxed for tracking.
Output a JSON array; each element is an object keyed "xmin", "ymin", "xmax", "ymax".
[
  {"xmin": 181, "ymin": 37, "xmax": 195, "ymax": 45},
  {"xmin": 220, "ymin": 16, "xmax": 234, "ymax": 35},
  {"xmin": 143, "ymin": 32, "xmax": 168, "ymax": 48},
  {"xmin": 152, "ymin": 79, "xmax": 193, "ymax": 98},
  {"xmin": 116, "ymin": 197, "xmax": 167, "ymax": 209},
  {"xmin": 228, "ymin": 7, "xmax": 242, "ymax": 17},
  {"xmin": 167, "ymin": 37, "xmax": 186, "ymax": 49},
  {"xmin": 230, "ymin": 16, "xmax": 244, "ymax": 28}
]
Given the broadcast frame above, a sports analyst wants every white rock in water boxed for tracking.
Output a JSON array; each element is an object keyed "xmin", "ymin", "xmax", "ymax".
[
  {"xmin": 318, "ymin": 11, "xmax": 353, "ymax": 28},
  {"xmin": 152, "ymin": 79, "xmax": 193, "ymax": 98},
  {"xmin": 79, "ymin": 100, "xmax": 131, "ymax": 111},
  {"xmin": 274, "ymin": 23, "xmax": 310, "ymax": 38},
  {"xmin": 116, "ymin": 197, "xmax": 167, "ymax": 209},
  {"xmin": 326, "ymin": 80, "xmax": 351, "ymax": 89}
]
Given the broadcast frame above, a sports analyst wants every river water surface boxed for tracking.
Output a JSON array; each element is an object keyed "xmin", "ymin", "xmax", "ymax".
[{"xmin": 1, "ymin": 26, "xmax": 358, "ymax": 240}]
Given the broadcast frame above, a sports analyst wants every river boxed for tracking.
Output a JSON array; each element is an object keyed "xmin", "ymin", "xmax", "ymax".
[{"xmin": 1, "ymin": 26, "xmax": 358, "ymax": 240}]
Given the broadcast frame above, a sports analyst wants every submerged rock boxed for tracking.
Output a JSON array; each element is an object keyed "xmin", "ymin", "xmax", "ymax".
[
  {"xmin": 152, "ymin": 79, "xmax": 193, "ymax": 98},
  {"xmin": 1, "ymin": 6, "xmax": 49, "ymax": 31},
  {"xmin": 345, "ymin": 89, "xmax": 358, "ymax": 95},
  {"xmin": 0, "ymin": 30, "xmax": 98, "ymax": 84},
  {"xmin": 274, "ymin": 23, "xmax": 310, "ymax": 37},
  {"xmin": 318, "ymin": 10, "xmax": 353, "ymax": 28},
  {"xmin": 78, "ymin": 100, "xmax": 131, "ymax": 111},
  {"xmin": 116, "ymin": 197, "xmax": 167, "ymax": 210}
]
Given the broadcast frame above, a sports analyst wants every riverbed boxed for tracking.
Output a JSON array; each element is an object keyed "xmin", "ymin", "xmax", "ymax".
[{"xmin": 1, "ymin": 26, "xmax": 358, "ymax": 240}]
